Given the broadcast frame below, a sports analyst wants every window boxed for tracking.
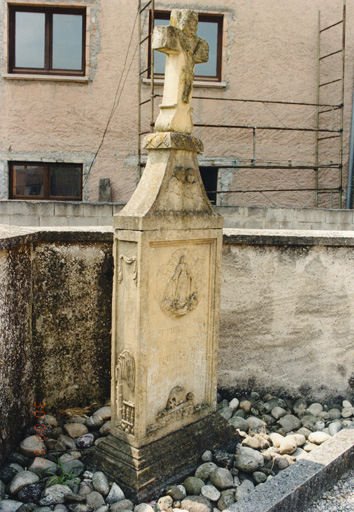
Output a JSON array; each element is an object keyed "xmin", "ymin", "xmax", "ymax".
[
  {"xmin": 9, "ymin": 162, "xmax": 83, "ymax": 200},
  {"xmin": 150, "ymin": 11, "xmax": 223, "ymax": 82},
  {"xmin": 200, "ymin": 167, "xmax": 218, "ymax": 204},
  {"xmin": 8, "ymin": 6, "xmax": 86, "ymax": 75}
]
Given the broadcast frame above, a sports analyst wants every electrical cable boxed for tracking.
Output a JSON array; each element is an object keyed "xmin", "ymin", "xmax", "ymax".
[{"xmin": 83, "ymin": 3, "xmax": 139, "ymax": 189}]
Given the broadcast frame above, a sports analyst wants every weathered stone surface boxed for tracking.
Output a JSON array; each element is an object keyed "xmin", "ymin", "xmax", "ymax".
[
  {"xmin": 307, "ymin": 403, "xmax": 323, "ymax": 416},
  {"xmin": 143, "ymin": 133, "xmax": 203, "ymax": 154},
  {"xmin": 246, "ymin": 417, "xmax": 266, "ymax": 432},
  {"xmin": 9, "ymin": 471, "xmax": 40, "ymax": 495},
  {"xmin": 76, "ymin": 435, "xmax": 94, "ymax": 449},
  {"xmin": 279, "ymin": 436, "xmax": 297, "ymax": 455},
  {"xmin": 184, "ymin": 478, "xmax": 204, "ymax": 496}
]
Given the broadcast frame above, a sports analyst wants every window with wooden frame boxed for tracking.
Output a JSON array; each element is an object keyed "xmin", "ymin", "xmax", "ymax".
[
  {"xmin": 149, "ymin": 11, "xmax": 223, "ymax": 82},
  {"xmin": 8, "ymin": 5, "xmax": 86, "ymax": 75},
  {"xmin": 9, "ymin": 162, "xmax": 83, "ymax": 200}
]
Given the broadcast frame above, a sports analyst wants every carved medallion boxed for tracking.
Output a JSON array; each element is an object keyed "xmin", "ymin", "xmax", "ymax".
[
  {"xmin": 115, "ymin": 350, "xmax": 135, "ymax": 434},
  {"xmin": 159, "ymin": 251, "xmax": 198, "ymax": 317}
]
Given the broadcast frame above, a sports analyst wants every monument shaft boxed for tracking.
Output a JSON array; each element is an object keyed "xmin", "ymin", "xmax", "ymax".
[{"xmin": 95, "ymin": 10, "xmax": 238, "ymax": 498}]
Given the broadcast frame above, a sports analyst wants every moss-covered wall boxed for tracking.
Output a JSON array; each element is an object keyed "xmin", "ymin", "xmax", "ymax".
[{"xmin": 0, "ymin": 228, "xmax": 113, "ymax": 464}]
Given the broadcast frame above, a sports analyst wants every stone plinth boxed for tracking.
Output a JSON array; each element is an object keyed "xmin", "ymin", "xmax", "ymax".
[{"xmin": 95, "ymin": 132, "xmax": 230, "ymax": 495}]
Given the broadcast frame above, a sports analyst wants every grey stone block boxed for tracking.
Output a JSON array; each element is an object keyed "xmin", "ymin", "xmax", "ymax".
[
  {"xmin": 83, "ymin": 203, "xmax": 113, "ymax": 218},
  {"xmin": 68, "ymin": 216, "xmax": 98, "ymax": 226},
  {"xmin": 39, "ymin": 216, "xmax": 69, "ymax": 227},
  {"xmin": 54, "ymin": 202, "xmax": 84, "ymax": 217},
  {"xmin": 11, "ymin": 215, "xmax": 40, "ymax": 226},
  {"xmin": 226, "ymin": 429, "xmax": 354, "ymax": 512}
]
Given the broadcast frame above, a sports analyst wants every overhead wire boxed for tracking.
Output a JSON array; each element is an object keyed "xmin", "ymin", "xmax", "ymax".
[{"xmin": 83, "ymin": 3, "xmax": 140, "ymax": 189}]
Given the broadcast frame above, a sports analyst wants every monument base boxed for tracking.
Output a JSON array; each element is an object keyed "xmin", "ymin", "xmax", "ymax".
[{"xmin": 94, "ymin": 413, "xmax": 240, "ymax": 501}]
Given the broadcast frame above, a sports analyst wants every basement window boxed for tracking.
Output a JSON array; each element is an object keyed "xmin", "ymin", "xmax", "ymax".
[
  {"xmin": 9, "ymin": 162, "xmax": 83, "ymax": 200},
  {"xmin": 150, "ymin": 11, "xmax": 223, "ymax": 82},
  {"xmin": 8, "ymin": 6, "xmax": 86, "ymax": 75}
]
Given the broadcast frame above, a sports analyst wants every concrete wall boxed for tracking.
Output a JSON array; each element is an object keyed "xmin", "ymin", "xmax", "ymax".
[
  {"xmin": 3, "ymin": 200, "xmax": 354, "ymax": 231},
  {"xmin": 0, "ymin": 226, "xmax": 112, "ymax": 464},
  {"xmin": 2, "ymin": 225, "xmax": 354, "ymax": 461},
  {"xmin": 1, "ymin": 0, "xmax": 354, "ymax": 208}
]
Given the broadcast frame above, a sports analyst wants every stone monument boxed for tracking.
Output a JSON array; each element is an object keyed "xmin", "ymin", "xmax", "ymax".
[{"xmin": 95, "ymin": 9, "xmax": 238, "ymax": 499}]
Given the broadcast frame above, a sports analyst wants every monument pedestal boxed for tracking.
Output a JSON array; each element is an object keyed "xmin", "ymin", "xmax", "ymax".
[
  {"xmin": 95, "ymin": 413, "xmax": 240, "ymax": 500},
  {"xmin": 94, "ymin": 131, "xmax": 234, "ymax": 496}
]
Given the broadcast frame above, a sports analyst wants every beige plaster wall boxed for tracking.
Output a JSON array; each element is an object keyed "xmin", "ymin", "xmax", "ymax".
[
  {"xmin": 1, "ymin": 1, "xmax": 354, "ymax": 208},
  {"xmin": 219, "ymin": 228, "xmax": 354, "ymax": 401}
]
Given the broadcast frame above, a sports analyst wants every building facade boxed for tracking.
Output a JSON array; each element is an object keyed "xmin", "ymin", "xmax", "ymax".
[{"xmin": 0, "ymin": 0, "xmax": 353, "ymax": 210}]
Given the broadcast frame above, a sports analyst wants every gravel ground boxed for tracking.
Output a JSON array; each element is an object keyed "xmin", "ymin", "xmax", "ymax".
[{"xmin": 304, "ymin": 468, "xmax": 354, "ymax": 511}]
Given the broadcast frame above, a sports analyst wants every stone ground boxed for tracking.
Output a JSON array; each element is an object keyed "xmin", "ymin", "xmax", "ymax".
[
  {"xmin": 304, "ymin": 469, "xmax": 354, "ymax": 512},
  {"xmin": 1, "ymin": 392, "xmax": 354, "ymax": 512}
]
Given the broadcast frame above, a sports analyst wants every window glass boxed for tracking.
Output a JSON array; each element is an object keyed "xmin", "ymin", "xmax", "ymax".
[
  {"xmin": 153, "ymin": 15, "xmax": 221, "ymax": 79},
  {"xmin": 15, "ymin": 12, "xmax": 45, "ymax": 69},
  {"xmin": 52, "ymin": 14, "xmax": 83, "ymax": 70},
  {"xmin": 50, "ymin": 165, "xmax": 82, "ymax": 198},
  {"xmin": 195, "ymin": 21, "xmax": 218, "ymax": 77},
  {"xmin": 13, "ymin": 164, "xmax": 44, "ymax": 197},
  {"xmin": 154, "ymin": 18, "xmax": 169, "ymax": 75}
]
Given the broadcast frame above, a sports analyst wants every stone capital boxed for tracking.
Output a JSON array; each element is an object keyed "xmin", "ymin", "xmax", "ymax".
[{"xmin": 143, "ymin": 132, "xmax": 204, "ymax": 153}]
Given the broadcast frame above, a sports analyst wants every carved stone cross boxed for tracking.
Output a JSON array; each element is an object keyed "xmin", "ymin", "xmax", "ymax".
[{"xmin": 152, "ymin": 9, "xmax": 209, "ymax": 134}]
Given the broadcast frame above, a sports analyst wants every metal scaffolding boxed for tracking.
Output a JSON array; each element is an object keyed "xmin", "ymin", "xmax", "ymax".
[{"xmin": 138, "ymin": 1, "xmax": 346, "ymax": 209}]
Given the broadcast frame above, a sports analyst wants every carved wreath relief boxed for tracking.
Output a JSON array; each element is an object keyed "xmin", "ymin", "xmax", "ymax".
[
  {"xmin": 159, "ymin": 250, "xmax": 198, "ymax": 317},
  {"xmin": 115, "ymin": 350, "xmax": 135, "ymax": 434}
]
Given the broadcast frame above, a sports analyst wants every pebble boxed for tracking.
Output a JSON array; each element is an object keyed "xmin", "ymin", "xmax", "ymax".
[
  {"xmin": 246, "ymin": 417, "xmax": 266, "ymax": 432},
  {"xmin": 105, "ymin": 483, "xmax": 125, "ymax": 504},
  {"xmin": 181, "ymin": 496, "xmax": 212, "ymax": 512},
  {"xmin": 184, "ymin": 477, "xmax": 204, "ymax": 495},
  {"xmin": 239, "ymin": 401, "xmax": 252, "ymax": 414},
  {"xmin": 9, "ymin": 472, "xmax": 40, "ymax": 495},
  {"xmin": 328, "ymin": 421, "xmax": 342, "ymax": 436},
  {"xmin": 271, "ymin": 407, "xmax": 286, "ymax": 420},
  {"xmin": 195, "ymin": 463, "xmax": 217, "ymax": 481},
  {"xmin": 28, "ymin": 458, "xmax": 57, "ymax": 477},
  {"xmin": 99, "ymin": 422, "xmax": 111, "ymax": 436},
  {"xmin": 76, "ymin": 434, "xmax": 94, "ymax": 449},
  {"xmin": 308, "ymin": 432, "xmax": 331, "ymax": 444},
  {"xmin": 278, "ymin": 437, "xmax": 297, "ymax": 455},
  {"xmin": 0, "ymin": 500, "xmax": 24, "ymax": 512},
  {"xmin": 209, "ymin": 468, "xmax": 233, "ymax": 490},
  {"xmin": 341, "ymin": 407, "xmax": 354, "ymax": 418},
  {"xmin": 278, "ymin": 415, "xmax": 302, "ymax": 432},
  {"xmin": 201, "ymin": 451, "xmax": 213, "ymax": 463},
  {"xmin": 134, "ymin": 505, "xmax": 154, "ymax": 512},
  {"xmin": 91, "ymin": 473, "xmax": 109, "ymax": 497},
  {"xmin": 59, "ymin": 461, "xmax": 84, "ymax": 478},
  {"xmin": 63, "ymin": 425, "xmax": 88, "ymax": 440},
  {"xmin": 110, "ymin": 500, "xmax": 133, "ymax": 512},
  {"xmin": 85, "ymin": 492, "xmax": 105, "ymax": 510},
  {"xmin": 252, "ymin": 471, "xmax": 267, "ymax": 484},
  {"xmin": 217, "ymin": 489, "xmax": 235, "ymax": 510},
  {"xmin": 228, "ymin": 416, "xmax": 248, "ymax": 432},
  {"xmin": 229, "ymin": 399, "xmax": 239, "ymax": 411},
  {"xmin": 39, "ymin": 486, "xmax": 72, "ymax": 506},
  {"xmin": 235, "ymin": 447, "xmax": 264, "ymax": 473},
  {"xmin": 200, "ymin": 486, "xmax": 220, "ymax": 502},
  {"xmin": 19, "ymin": 437, "xmax": 46, "ymax": 458},
  {"xmin": 235, "ymin": 480, "xmax": 254, "ymax": 501},
  {"xmin": 307, "ymin": 403, "xmax": 323, "ymax": 416}
]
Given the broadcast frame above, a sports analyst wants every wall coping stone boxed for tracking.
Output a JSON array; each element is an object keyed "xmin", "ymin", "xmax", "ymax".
[{"xmin": 2, "ymin": 225, "xmax": 354, "ymax": 251}]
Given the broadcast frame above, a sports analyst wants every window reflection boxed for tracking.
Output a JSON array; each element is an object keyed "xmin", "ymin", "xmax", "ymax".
[
  {"xmin": 50, "ymin": 165, "xmax": 81, "ymax": 198},
  {"xmin": 15, "ymin": 12, "xmax": 45, "ymax": 68},
  {"xmin": 52, "ymin": 14, "xmax": 83, "ymax": 70},
  {"xmin": 13, "ymin": 165, "xmax": 44, "ymax": 197}
]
